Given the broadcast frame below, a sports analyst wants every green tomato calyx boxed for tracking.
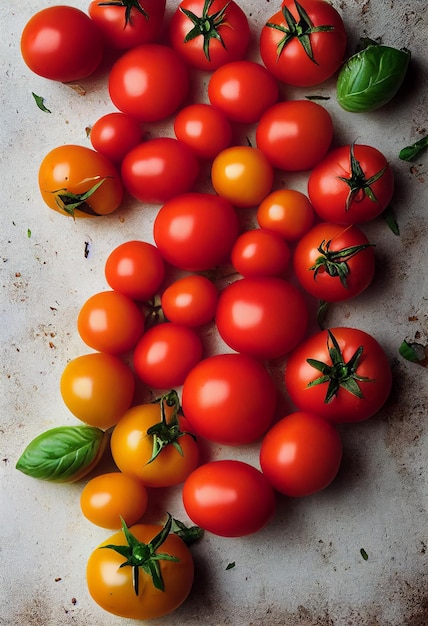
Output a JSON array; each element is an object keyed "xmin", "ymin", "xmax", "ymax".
[
  {"xmin": 337, "ymin": 144, "xmax": 387, "ymax": 211},
  {"xmin": 181, "ymin": 0, "xmax": 232, "ymax": 61},
  {"xmin": 50, "ymin": 176, "xmax": 111, "ymax": 218},
  {"xmin": 97, "ymin": 0, "xmax": 149, "ymax": 26}
]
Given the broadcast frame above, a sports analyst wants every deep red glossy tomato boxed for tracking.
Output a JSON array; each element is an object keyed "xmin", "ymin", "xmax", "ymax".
[
  {"xmin": 90, "ymin": 113, "xmax": 144, "ymax": 164},
  {"xmin": 284, "ymin": 327, "xmax": 393, "ymax": 423},
  {"xmin": 207, "ymin": 60, "xmax": 279, "ymax": 124},
  {"xmin": 169, "ymin": 0, "xmax": 250, "ymax": 71},
  {"xmin": 182, "ymin": 460, "xmax": 276, "ymax": 537},
  {"xmin": 260, "ymin": 0, "xmax": 347, "ymax": 86},
  {"xmin": 256, "ymin": 100, "xmax": 333, "ymax": 172},
  {"xmin": 153, "ymin": 192, "xmax": 240, "ymax": 271},
  {"xmin": 161, "ymin": 275, "xmax": 218, "ymax": 327},
  {"xmin": 181, "ymin": 352, "xmax": 277, "ymax": 445},
  {"xmin": 231, "ymin": 228, "xmax": 291, "ymax": 277},
  {"xmin": 307, "ymin": 144, "xmax": 395, "ymax": 224},
  {"xmin": 260, "ymin": 411, "xmax": 343, "ymax": 497},
  {"xmin": 121, "ymin": 138, "xmax": 200, "ymax": 205},
  {"xmin": 257, "ymin": 189, "xmax": 315, "ymax": 242},
  {"xmin": 215, "ymin": 276, "xmax": 309, "ymax": 360},
  {"xmin": 21, "ymin": 6, "xmax": 104, "ymax": 82},
  {"xmin": 108, "ymin": 44, "xmax": 190, "ymax": 122},
  {"xmin": 173, "ymin": 104, "xmax": 232, "ymax": 160}
]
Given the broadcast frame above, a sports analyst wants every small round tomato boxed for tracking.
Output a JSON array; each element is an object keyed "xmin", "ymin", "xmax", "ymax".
[
  {"xmin": 211, "ymin": 146, "xmax": 274, "ymax": 208},
  {"xmin": 308, "ymin": 143, "xmax": 395, "ymax": 224},
  {"xmin": 173, "ymin": 103, "xmax": 232, "ymax": 160},
  {"xmin": 231, "ymin": 228, "xmax": 291, "ymax": 277},
  {"xmin": 256, "ymin": 189, "xmax": 315, "ymax": 242},
  {"xmin": 21, "ymin": 6, "xmax": 103, "ymax": 82},
  {"xmin": 169, "ymin": 0, "xmax": 250, "ymax": 71},
  {"xmin": 89, "ymin": 0, "xmax": 166, "ymax": 50},
  {"xmin": 293, "ymin": 222, "xmax": 376, "ymax": 302},
  {"xmin": 60, "ymin": 353, "xmax": 135, "ymax": 430},
  {"xmin": 182, "ymin": 353, "xmax": 277, "ymax": 445},
  {"xmin": 77, "ymin": 290, "xmax": 144, "ymax": 355},
  {"xmin": 121, "ymin": 138, "xmax": 200, "ymax": 205},
  {"xmin": 153, "ymin": 192, "xmax": 240, "ymax": 271},
  {"xmin": 183, "ymin": 460, "xmax": 276, "ymax": 537},
  {"xmin": 90, "ymin": 113, "xmax": 144, "ymax": 164},
  {"xmin": 110, "ymin": 392, "xmax": 199, "ymax": 487},
  {"xmin": 260, "ymin": 0, "xmax": 347, "ymax": 87},
  {"xmin": 109, "ymin": 44, "xmax": 190, "ymax": 122},
  {"xmin": 86, "ymin": 517, "xmax": 194, "ymax": 619},
  {"xmin": 215, "ymin": 276, "xmax": 308, "ymax": 360},
  {"xmin": 133, "ymin": 322, "xmax": 203, "ymax": 389},
  {"xmin": 80, "ymin": 472, "xmax": 148, "ymax": 529},
  {"xmin": 207, "ymin": 60, "xmax": 279, "ymax": 124},
  {"xmin": 284, "ymin": 327, "xmax": 393, "ymax": 423},
  {"xmin": 38, "ymin": 144, "xmax": 123, "ymax": 218},
  {"xmin": 161, "ymin": 275, "xmax": 218, "ymax": 326},
  {"xmin": 105, "ymin": 240, "xmax": 165, "ymax": 301},
  {"xmin": 256, "ymin": 100, "xmax": 333, "ymax": 172},
  {"xmin": 260, "ymin": 411, "xmax": 342, "ymax": 497}
]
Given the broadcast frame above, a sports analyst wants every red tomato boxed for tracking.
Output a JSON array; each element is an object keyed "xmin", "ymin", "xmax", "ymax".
[
  {"xmin": 153, "ymin": 192, "xmax": 240, "ymax": 271},
  {"xmin": 260, "ymin": 411, "xmax": 342, "ymax": 497},
  {"xmin": 121, "ymin": 138, "xmax": 200, "ymax": 205},
  {"xmin": 181, "ymin": 352, "xmax": 277, "ymax": 445},
  {"xmin": 21, "ymin": 6, "xmax": 103, "ymax": 82},
  {"xmin": 89, "ymin": 0, "xmax": 166, "ymax": 50},
  {"xmin": 161, "ymin": 275, "xmax": 218, "ymax": 327},
  {"xmin": 173, "ymin": 104, "xmax": 232, "ymax": 160},
  {"xmin": 260, "ymin": 0, "xmax": 347, "ymax": 86},
  {"xmin": 207, "ymin": 60, "xmax": 279, "ymax": 124},
  {"xmin": 105, "ymin": 240, "xmax": 165, "ymax": 301},
  {"xmin": 133, "ymin": 322, "xmax": 203, "ymax": 389},
  {"xmin": 308, "ymin": 144, "xmax": 395, "ymax": 224},
  {"xmin": 215, "ymin": 277, "xmax": 308, "ymax": 360},
  {"xmin": 182, "ymin": 460, "xmax": 276, "ymax": 537},
  {"xmin": 284, "ymin": 327, "xmax": 393, "ymax": 423},
  {"xmin": 231, "ymin": 228, "xmax": 291, "ymax": 277},
  {"xmin": 108, "ymin": 44, "xmax": 190, "ymax": 122},
  {"xmin": 257, "ymin": 189, "xmax": 315, "ymax": 242},
  {"xmin": 77, "ymin": 290, "xmax": 144, "ymax": 355},
  {"xmin": 256, "ymin": 100, "xmax": 333, "ymax": 172},
  {"xmin": 90, "ymin": 113, "xmax": 144, "ymax": 164},
  {"xmin": 169, "ymin": 0, "xmax": 250, "ymax": 71},
  {"xmin": 293, "ymin": 222, "xmax": 376, "ymax": 302}
]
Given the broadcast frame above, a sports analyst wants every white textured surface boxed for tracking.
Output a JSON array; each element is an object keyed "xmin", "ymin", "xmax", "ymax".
[{"xmin": 1, "ymin": 1, "xmax": 427, "ymax": 625}]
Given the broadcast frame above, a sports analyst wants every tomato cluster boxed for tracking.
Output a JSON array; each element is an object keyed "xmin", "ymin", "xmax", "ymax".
[{"xmin": 18, "ymin": 0, "xmax": 399, "ymax": 621}]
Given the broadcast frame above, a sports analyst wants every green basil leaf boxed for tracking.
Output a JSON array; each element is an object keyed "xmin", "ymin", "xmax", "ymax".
[
  {"xmin": 32, "ymin": 92, "xmax": 51, "ymax": 113},
  {"xmin": 399, "ymin": 135, "xmax": 428, "ymax": 161},
  {"xmin": 16, "ymin": 425, "xmax": 107, "ymax": 482},
  {"xmin": 336, "ymin": 45, "xmax": 411, "ymax": 112}
]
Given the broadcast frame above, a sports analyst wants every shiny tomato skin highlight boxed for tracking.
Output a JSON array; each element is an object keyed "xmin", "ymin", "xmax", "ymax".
[
  {"xmin": 90, "ymin": 113, "xmax": 144, "ymax": 164},
  {"xmin": 173, "ymin": 103, "xmax": 232, "ymax": 160},
  {"xmin": 161, "ymin": 274, "xmax": 218, "ymax": 327},
  {"xmin": 231, "ymin": 228, "xmax": 291, "ymax": 277},
  {"xmin": 256, "ymin": 189, "xmax": 315, "ymax": 242}
]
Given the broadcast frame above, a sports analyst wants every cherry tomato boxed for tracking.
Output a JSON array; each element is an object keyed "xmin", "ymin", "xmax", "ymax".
[
  {"xmin": 211, "ymin": 145, "xmax": 274, "ymax": 208},
  {"xmin": 110, "ymin": 392, "xmax": 199, "ymax": 487},
  {"xmin": 307, "ymin": 143, "xmax": 395, "ymax": 224},
  {"xmin": 182, "ymin": 460, "xmax": 276, "ymax": 537},
  {"xmin": 256, "ymin": 189, "xmax": 315, "ymax": 242},
  {"xmin": 284, "ymin": 327, "xmax": 393, "ymax": 423},
  {"xmin": 153, "ymin": 192, "xmax": 240, "ymax": 271},
  {"xmin": 80, "ymin": 472, "xmax": 149, "ymax": 529},
  {"xmin": 256, "ymin": 100, "xmax": 333, "ymax": 172},
  {"xmin": 133, "ymin": 322, "xmax": 203, "ymax": 389},
  {"xmin": 77, "ymin": 290, "xmax": 144, "ymax": 355},
  {"xmin": 21, "ymin": 6, "xmax": 103, "ymax": 82},
  {"xmin": 161, "ymin": 275, "xmax": 218, "ymax": 327},
  {"xmin": 260, "ymin": 0, "xmax": 347, "ymax": 87},
  {"xmin": 89, "ymin": 0, "xmax": 166, "ymax": 50},
  {"xmin": 108, "ymin": 44, "xmax": 190, "ymax": 122},
  {"xmin": 121, "ymin": 138, "xmax": 200, "ymax": 205},
  {"xmin": 181, "ymin": 352, "xmax": 277, "ymax": 445},
  {"xmin": 90, "ymin": 113, "xmax": 144, "ymax": 164},
  {"xmin": 260, "ymin": 411, "xmax": 343, "ymax": 497},
  {"xmin": 105, "ymin": 240, "xmax": 165, "ymax": 301},
  {"xmin": 215, "ymin": 276, "xmax": 308, "ymax": 360},
  {"xmin": 60, "ymin": 353, "xmax": 135, "ymax": 430},
  {"xmin": 169, "ymin": 0, "xmax": 250, "ymax": 71},
  {"xmin": 38, "ymin": 144, "xmax": 123, "ymax": 218},
  {"xmin": 173, "ymin": 103, "xmax": 232, "ymax": 160},
  {"xmin": 231, "ymin": 228, "xmax": 291, "ymax": 277},
  {"xmin": 86, "ymin": 518, "xmax": 194, "ymax": 619},
  {"xmin": 207, "ymin": 60, "xmax": 279, "ymax": 124},
  {"xmin": 293, "ymin": 222, "xmax": 376, "ymax": 302}
]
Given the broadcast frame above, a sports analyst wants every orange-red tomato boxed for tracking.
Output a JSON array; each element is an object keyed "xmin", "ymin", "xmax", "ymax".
[
  {"xmin": 257, "ymin": 189, "xmax": 315, "ymax": 241},
  {"xmin": 173, "ymin": 103, "xmax": 232, "ymax": 160},
  {"xmin": 161, "ymin": 275, "xmax": 218, "ymax": 327}
]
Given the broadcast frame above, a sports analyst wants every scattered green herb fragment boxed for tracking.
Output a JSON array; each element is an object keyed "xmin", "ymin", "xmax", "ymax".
[
  {"xmin": 399, "ymin": 340, "xmax": 428, "ymax": 366},
  {"xmin": 360, "ymin": 548, "xmax": 369, "ymax": 561},
  {"xmin": 382, "ymin": 206, "xmax": 400, "ymax": 235},
  {"xmin": 27, "ymin": 228, "xmax": 32, "ymax": 238},
  {"xmin": 305, "ymin": 95, "xmax": 330, "ymax": 101},
  {"xmin": 170, "ymin": 517, "xmax": 203, "ymax": 545},
  {"xmin": 226, "ymin": 562, "xmax": 236, "ymax": 570},
  {"xmin": 399, "ymin": 135, "xmax": 428, "ymax": 162},
  {"xmin": 32, "ymin": 92, "xmax": 51, "ymax": 113}
]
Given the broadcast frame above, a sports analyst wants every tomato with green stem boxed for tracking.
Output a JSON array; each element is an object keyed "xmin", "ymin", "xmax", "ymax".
[{"xmin": 256, "ymin": 189, "xmax": 315, "ymax": 242}]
